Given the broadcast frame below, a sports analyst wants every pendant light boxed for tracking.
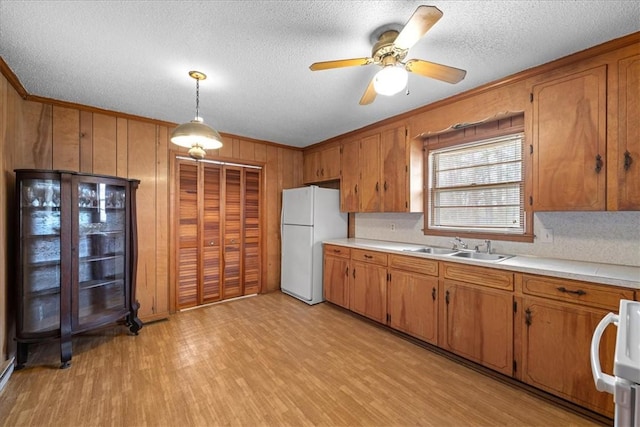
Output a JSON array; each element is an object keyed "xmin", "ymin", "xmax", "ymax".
[{"xmin": 170, "ymin": 70, "xmax": 223, "ymax": 159}]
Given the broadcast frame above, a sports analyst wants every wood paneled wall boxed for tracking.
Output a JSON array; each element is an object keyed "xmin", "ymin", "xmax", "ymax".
[{"xmin": 0, "ymin": 70, "xmax": 303, "ymax": 364}]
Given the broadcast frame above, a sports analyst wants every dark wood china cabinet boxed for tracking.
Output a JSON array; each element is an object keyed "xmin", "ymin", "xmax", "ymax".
[{"xmin": 14, "ymin": 169, "xmax": 142, "ymax": 369}]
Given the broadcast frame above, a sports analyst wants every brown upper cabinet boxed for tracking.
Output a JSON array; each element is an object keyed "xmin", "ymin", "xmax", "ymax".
[
  {"xmin": 529, "ymin": 64, "xmax": 607, "ymax": 211},
  {"xmin": 302, "ymin": 144, "xmax": 341, "ymax": 184},
  {"xmin": 338, "ymin": 124, "xmax": 423, "ymax": 213},
  {"xmin": 529, "ymin": 44, "xmax": 640, "ymax": 211},
  {"xmin": 609, "ymin": 52, "xmax": 640, "ymax": 210}
]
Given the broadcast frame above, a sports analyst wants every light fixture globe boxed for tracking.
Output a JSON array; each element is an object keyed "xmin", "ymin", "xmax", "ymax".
[
  {"xmin": 170, "ymin": 70, "xmax": 223, "ymax": 159},
  {"xmin": 373, "ymin": 65, "xmax": 408, "ymax": 96}
]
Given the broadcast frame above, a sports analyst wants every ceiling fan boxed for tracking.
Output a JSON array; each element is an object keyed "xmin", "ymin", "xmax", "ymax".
[{"xmin": 309, "ymin": 5, "xmax": 467, "ymax": 105}]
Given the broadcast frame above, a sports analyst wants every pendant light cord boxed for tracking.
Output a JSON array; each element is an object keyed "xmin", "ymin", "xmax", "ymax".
[{"xmin": 195, "ymin": 78, "xmax": 200, "ymax": 121}]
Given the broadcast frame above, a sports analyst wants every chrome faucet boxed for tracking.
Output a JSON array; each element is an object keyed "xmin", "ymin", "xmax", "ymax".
[
  {"xmin": 475, "ymin": 240, "xmax": 492, "ymax": 254},
  {"xmin": 450, "ymin": 236, "xmax": 468, "ymax": 250}
]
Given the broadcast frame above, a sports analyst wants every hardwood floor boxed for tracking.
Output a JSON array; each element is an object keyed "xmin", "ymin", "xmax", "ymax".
[{"xmin": 1, "ymin": 292, "xmax": 603, "ymax": 426}]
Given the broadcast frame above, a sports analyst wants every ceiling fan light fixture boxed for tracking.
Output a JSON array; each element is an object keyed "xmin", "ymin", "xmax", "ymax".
[
  {"xmin": 373, "ymin": 65, "xmax": 408, "ymax": 96},
  {"xmin": 170, "ymin": 71, "xmax": 223, "ymax": 158}
]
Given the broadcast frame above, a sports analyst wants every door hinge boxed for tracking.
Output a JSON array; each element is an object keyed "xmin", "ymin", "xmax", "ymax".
[
  {"xmin": 530, "ymin": 93, "xmax": 533, "ymax": 102},
  {"xmin": 513, "ymin": 360, "xmax": 517, "ymax": 372},
  {"xmin": 513, "ymin": 301, "xmax": 517, "ymax": 313}
]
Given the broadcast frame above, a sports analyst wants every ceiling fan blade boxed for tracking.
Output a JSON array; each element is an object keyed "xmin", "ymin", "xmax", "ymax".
[
  {"xmin": 393, "ymin": 6, "xmax": 443, "ymax": 50},
  {"xmin": 405, "ymin": 59, "xmax": 466, "ymax": 84},
  {"xmin": 309, "ymin": 58, "xmax": 372, "ymax": 71},
  {"xmin": 359, "ymin": 78, "xmax": 377, "ymax": 105}
]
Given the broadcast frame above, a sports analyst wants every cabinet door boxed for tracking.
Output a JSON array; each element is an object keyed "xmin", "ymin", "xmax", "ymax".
[
  {"xmin": 323, "ymin": 255, "xmax": 349, "ymax": 308},
  {"xmin": 350, "ymin": 260, "xmax": 387, "ymax": 323},
  {"xmin": 201, "ymin": 163, "xmax": 222, "ymax": 302},
  {"xmin": 360, "ymin": 134, "xmax": 381, "ymax": 212},
  {"xmin": 319, "ymin": 145, "xmax": 341, "ymax": 181},
  {"xmin": 176, "ymin": 162, "xmax": 199, "ymax": 308},
  {"xmin": 17, "ymin": 176, "xmax": 63, "ymax": 334},
  {"xmin": 73, "ymin": 176, "xmax": 129, "ymax": 330},
  {"xmin": 388, "ymin": 269, "xmax": 438, "ymax": 345},
  {"xmin": 302, "ymin": 150, "xmax": 319, "ymax": 184},
  {"xmin": 243, "ymin": 168, "xmax": 261, "ymax": 295},
  {"xmin": 340, "ymin": 139, "xmax": 360, "ymax": 212},
  {"xmin": 222, "ymin": 167, "xmax": 243, "ymax": 299},
  {"xmin": 521, "ymin": 296, "xmax": 615, "ymax": 417},
  {"xmin": 441, "ymin": 280, "xmax": 513, "ymax": 375},
  {"xmin": 531, "ymin": 65, "xmax": 607, "ymax": 211},
  {"xmin": 381, "ymin": 126, "xmax": 407, "ymax": 212},
  {"xmin": 613, "ymin": 54, "xmax": 640, "ymax": 210}
]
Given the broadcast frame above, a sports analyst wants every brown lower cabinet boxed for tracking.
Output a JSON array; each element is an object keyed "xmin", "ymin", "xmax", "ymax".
[{"xmin": 322, "ymin": 244, "xmax": 636, "ymax": 420}]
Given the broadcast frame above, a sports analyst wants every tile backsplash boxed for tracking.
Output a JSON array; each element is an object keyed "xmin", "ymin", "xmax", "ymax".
[{"xmin": 354, "ymin": 211, "xmax": 640, "ymax": 267}]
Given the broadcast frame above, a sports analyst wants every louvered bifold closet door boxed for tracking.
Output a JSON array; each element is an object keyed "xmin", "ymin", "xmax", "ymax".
[
  {"xmin": 222, "ymin": 167, "xmax": 243, "ymax": 299},
  {"xmin": 201, "ymin": 163, "xmax": 222, "ymax": 303},
  {"xmin": 177, "ymin": 161, "xmax": 199, "ymax": 308},
  {"xmin": 243, "ymin": 169, "xmax": 261, "ymax": 295}
]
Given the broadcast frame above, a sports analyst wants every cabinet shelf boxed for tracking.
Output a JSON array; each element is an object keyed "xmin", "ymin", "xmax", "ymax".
[
  {"xmin": 25, "ymin": 287, "xmax": 61, "ymax": 298},
  {"xmin": 79, "ymin": 253, "xmax": 124, "ymax": 263},
  {"xmin": 79, "ymin": 277, "xmax": 124, "ymax": 291}
]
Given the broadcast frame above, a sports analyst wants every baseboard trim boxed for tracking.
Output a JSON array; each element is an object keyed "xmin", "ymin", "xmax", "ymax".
[{"xmin": 0, "ymin": 357, "xmax": 15, "ymax": 393}]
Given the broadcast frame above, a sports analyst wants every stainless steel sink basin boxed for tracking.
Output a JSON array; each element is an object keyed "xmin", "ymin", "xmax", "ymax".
[
  {"xmin": 449, "ymin": 251, "xmax": 512, "ymax": 262},
  {"xmin": 403, "ymin": 247, "xmax": 458, "ymax": 255}
]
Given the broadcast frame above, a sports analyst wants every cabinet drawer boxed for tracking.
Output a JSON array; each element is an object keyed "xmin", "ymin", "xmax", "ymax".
[
  {"xmin": 522, "ymin": 274, "xmax": 634, "ymax": 310},
  {"xmin": 324, "ymin": 244, "xmax": 350, "ymax": 258},
  {"xmin": 442, "ymin": 262, "xmax": 513, "ymax": 291},
  {"xmin": 389, "ymin": 254, "xmax": 438, "ymax": 277},
  {"xmin": 351, "ymin": 248, "xmax": 388, "ymax": 266}
]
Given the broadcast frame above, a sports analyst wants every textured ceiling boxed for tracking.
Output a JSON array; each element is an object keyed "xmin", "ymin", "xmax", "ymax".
[{"xmin": 0, "ymin": 1, "xmax": 638, "ymax": 148}]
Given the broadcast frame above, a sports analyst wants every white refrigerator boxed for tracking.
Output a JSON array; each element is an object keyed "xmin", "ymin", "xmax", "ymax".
[{"xmin": 281, "ymin": 186, "xmax": 347, "ymax": 304}]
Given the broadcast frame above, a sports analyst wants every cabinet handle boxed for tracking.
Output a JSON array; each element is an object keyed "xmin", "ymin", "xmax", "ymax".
[
  {"xmin": 333, "ymin": 249, "xmax": 341, "ymax": 254},
  {"xmin": 209, "ymin": 241, "xmax": 215, "ymax": 246},
  {"xmin": 364, "ymin": 254, "xmax": 373, "ymax": 259},
  {"xmin": 321, "ymin": 168, "xmax": 324, "ymax": 176},
  {"xmin": 354, "ymin": 184, "xmax": 358, "ymax": 194},
  {"xmin": 595, "ymin": 154, "xmax": 603, "ymax": 173},
  {"xmin": 624, "ymin": 150, "xmax": 633, "ymax": 171},
  {"xmin": 353, "ymin": 268, "xmax": 356, "ymax": 279},
  {"xmin": 556, "ymin": 286, "xmax": 586, "ymax": 296},
  {"xmin": 383, "ymin": 181, "xmax": 388, "ymax": 191},
  {"xmin": 525, "ymin": 308, "xmax": 532, "ymax": 326},
  {"xmin": 445, "ymin": 290, "xmax": 450, "ymax": 305},
  {"xmin": 431, "ymin": 287, "xmax": 436, "ymax": 301},
  {"xmin": 375, "ymin": 182, "xmax": 379, "ymax": 192},
  {"xmin": 345, "ymin": 266, "xmax": 348, "ymax": 276}
]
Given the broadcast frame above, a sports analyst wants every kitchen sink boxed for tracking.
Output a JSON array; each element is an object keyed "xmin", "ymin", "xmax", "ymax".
[
  {"xmin": 449, "ymin": 251, "xmax": 513, "ymax": 262},
  {"xmin": 403, "ymin": 247, "xmax": 458, "ymax": 255}
]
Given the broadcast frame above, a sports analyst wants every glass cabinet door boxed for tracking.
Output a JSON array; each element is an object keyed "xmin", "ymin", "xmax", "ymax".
[
  {"xmin": 19, "ymin": 178, "xmax": 62, "ymax": 333},
  {"xmin": 74, "ymin": 178, "xmax": 128, "ymax": 328}
]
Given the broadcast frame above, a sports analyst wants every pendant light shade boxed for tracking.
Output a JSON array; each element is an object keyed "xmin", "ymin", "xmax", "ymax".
[{"xmin": 170, "ymin": 71, "xmax": 223, "ymax": 159}]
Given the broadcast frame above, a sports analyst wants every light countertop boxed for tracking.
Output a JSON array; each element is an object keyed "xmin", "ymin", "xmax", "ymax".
[{"xmin": 323, "ymin": 238, "xmax": 640, "ymax": 290}]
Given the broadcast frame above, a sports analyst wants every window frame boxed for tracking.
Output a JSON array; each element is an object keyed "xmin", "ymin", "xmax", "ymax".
[{"xmin": 422, "ymin": 116, "xmax": 533, "ymax": 243}]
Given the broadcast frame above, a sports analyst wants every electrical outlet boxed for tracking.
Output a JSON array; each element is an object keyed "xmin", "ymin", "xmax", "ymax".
[
  {"xmin": 538, "ymin": 227, "xmax": 553, "ymax": 243},
  {"xmin": 390, "ymin": 223, "xmax": 396, "ymax": 231}
]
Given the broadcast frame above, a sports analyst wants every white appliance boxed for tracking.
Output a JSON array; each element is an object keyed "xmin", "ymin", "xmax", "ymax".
[
  {"xmin": 280, "ymin": 186, "xmax": 347, "ymax": 304},
  {"xmin": 591, "ymin": 299, "xmax": 640, "ymax": 426}
]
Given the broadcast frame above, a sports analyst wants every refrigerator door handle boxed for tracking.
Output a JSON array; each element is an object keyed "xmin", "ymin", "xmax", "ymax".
[{"xmin": 591, "ymin": 312, "xmax": 618, "ymax": 395}]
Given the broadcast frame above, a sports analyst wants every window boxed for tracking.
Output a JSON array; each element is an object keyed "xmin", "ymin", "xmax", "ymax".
[{"xmin": 427, "ymin": 132, "xmax": 525, "ymax": 236}]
